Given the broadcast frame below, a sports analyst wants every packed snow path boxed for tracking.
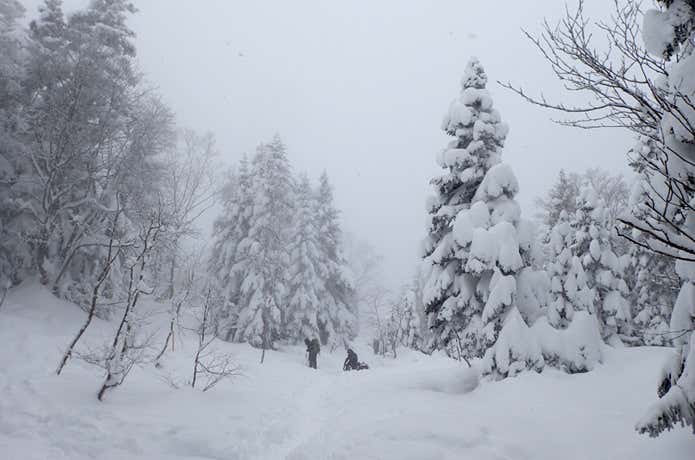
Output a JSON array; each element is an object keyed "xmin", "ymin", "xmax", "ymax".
[{"xmin": 1, "ymin": 286, "xmax": 694, "ymax": 459}]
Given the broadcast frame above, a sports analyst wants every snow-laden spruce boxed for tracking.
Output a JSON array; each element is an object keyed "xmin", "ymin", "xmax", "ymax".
[
  {"xmin": 423, "ymin": 58, "xmax": 549, "ymax": 379},
  {"xmin": 571, "ymin": 186, "xmax": 631, "ymax": 344},
  {"xmin": 313, "ymin": 172, "xmax": 357, "ymax": 347},
  {"xmin": 397, "ymin": 287, "xmax": 423, "ymax": 350},
  {"xmin": 464, "ymin": 164, "xmax": 548, "ymax": 379},
  {"xmin": 536, "ymin": 170, "xmax": 581, "ymax": 231},
  {"xmin": 624, "ymin": 134, "xmax": 679, "ymax": 346},
  {"xmin": 422, "ymin": 58, "xmax": 509, "ymax": 358},
  {"xmin": 226, "ymin": 136, "xmax": 295, "ymax": 349},
  {"xmin": 547, "ymin": 210, "xmax": 592, "ymax": 329},
  {"xmin": 625, "ymin": 230, "xmax": 679, "ymax": 346},
  {"xmin": 389, "ymin": 285, "xmax": 423, "ymax": 352},
  {"xmin": 209, "ymin": 157, "xmax": 355, "ymax": 348},
  {"xmin": 540, "ymin": 209, "xmax": 604, "ymax": 373},
  {"xmin": 285, "ymin": 173, "xmax": 323, "ymax": 343},
  {"xmin": 209, "ymin": 156, "xmax": 252, "ymax": 341}
]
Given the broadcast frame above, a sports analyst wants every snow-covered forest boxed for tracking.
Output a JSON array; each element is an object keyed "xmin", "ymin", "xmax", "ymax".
[{"xmin": 1, "ymin": 0, "xmax": 694, "ymax": 458}]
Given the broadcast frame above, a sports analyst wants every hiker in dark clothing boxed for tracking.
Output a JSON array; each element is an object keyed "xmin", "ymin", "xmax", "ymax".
[
  {"xmin": 305, "ymin": 337, "xmax": 320, "ymax": 369},
  {"xmin": 343, "ymin": 348, "xmax": 369, "ymax": 371}
]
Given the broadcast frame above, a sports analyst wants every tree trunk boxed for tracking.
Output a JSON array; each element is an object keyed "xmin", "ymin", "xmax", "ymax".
[
  {"xmin": 56, "ymin": 227, "xmax": 119, "ymax": 376},
  {"xmin": 165, "ymin": 253, "xmax": 176, "ymax": 299}
]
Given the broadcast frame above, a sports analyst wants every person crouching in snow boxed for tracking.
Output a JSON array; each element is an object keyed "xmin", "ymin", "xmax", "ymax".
[
  {"xmin": 305, "ymin": 337, "xmax": 320, "ymax": 369},
  {"xmin": 343, "ymin": 348, "xmax": 369, "ymax": 371}
]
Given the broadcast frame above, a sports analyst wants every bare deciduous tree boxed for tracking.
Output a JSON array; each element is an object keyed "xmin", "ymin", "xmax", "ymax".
[
  {"xmin": 154, "ymin": 270, "xmax": 193, "ymax": 366},
  {"xmin": 188, "ymin": 285, "xmax": 241, "ymax": 391},
  {"xmin": 158, "ymin": 129, "xmax": 219, "ymax": 300},
  {"xmin": 56, "ymin": 205, "xmax": 129, "ymax": 376},
  {"xmin": 502, "ymin": 0, "xmax": 695, "ymax": 261},
  {"xmin": 363, "ymin": 284, "xmax": 392, "ymax": 356},
  {"xmin": 95, "ymin": 211, "xmax": 163, "ymax": 401}
]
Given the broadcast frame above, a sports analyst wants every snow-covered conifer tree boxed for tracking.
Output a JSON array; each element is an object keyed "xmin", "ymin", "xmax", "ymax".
[
  {"xmin": 383, "ymin": 285, "xmax": 423, "ymax": 355},
  {"xmin": 535, "ymin": 210, "xmax": 603, "ymax": 374},
  {"xmin": 537, "ymin": 169, "xmax": 628, "ymax": 252},
  {"xmin": 536, "ymin": 170, "xmax": 581, "ymax": 230},
  {"xmin": 546, "ymin": 210, "xmax": 594, "ymax": 329},
  {"xmin": 0, "ymin": 0, "xmax": 26, "ymax": 290},
  {"xmin": 422, "ymin": 58, "xmax": 509, "ymax": 358},
  {"xmin": 230, "ymin": 136, "xmax": 294, "ymax": 348},
  {"xmin": 396, "ymin": 287, "xmax": 423, "ymax": 350},
  {"xmin": 314, "ymin": 172, "xmax": 356, "ymax": 347},
  {"xmin": 422, "ymin": 58, "xmax": 548, "ymax": 378},
  {"xmin": 572, "ymin": 186, "xmax": 631, "ymax": 344},
  {"xmin": 209, "ymin": 156, "xmax": 252, "ymax": 341},
  {"xmin": 461, "ymin": 164, "xmax": 546, "ymax": 379},
  {"xmin": 626, "ymin": 233, "xmax": 679, "ymax": 346},
  {"xmin": 285, "ymin": 174, "xmax": 323, "ymax": 343}
]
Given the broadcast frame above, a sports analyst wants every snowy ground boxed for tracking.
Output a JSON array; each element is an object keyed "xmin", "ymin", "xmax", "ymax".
[{"xmin": 1, "ymin": 285, "xmax": 693, "ymax": 460}]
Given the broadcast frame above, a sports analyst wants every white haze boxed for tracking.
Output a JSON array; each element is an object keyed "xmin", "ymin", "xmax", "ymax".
[{"xmin": 21, "ymin": 0, "xmax": 632, "ymax": 288}]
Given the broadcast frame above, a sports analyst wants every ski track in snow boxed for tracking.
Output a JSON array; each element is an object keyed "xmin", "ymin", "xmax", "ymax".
[{"xmin": 266, "ymin": 371, "xmax": 337, "ymax": 459}]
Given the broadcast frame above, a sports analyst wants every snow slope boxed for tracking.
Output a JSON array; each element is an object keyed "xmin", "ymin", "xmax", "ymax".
[{"xmin": 1, "ymin": 284, "xmax": 693, "ymax": 459}]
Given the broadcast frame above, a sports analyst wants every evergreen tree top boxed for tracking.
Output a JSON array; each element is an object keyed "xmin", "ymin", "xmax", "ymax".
[
  {"xmin": 577, "ymin": 184, "xmax": 601, "ymax": 212},
  {"xmin": 440, "ymin": 57, "xmax": 507, "ymax": 161},
  {"xmin": 316, "ymin": 171, "xmax": 337, "ymax": 207},
  {"xmin": 461, "ymin": 57, "xmax": 487, "ymax": 90},
  {"xmin": 30, "ymin": 0, "xmax": 66, "ymax": 44},
  {"xmin": 71, "ymin": 0, "xmax": 137, "ymax": 58},
  {"xmin": 296, "ymin": 172, "xmax": 313, "ymax": 194},
  {"xmin": 0, "ymin": 0, "xmax": 24, "ymax": 29}
]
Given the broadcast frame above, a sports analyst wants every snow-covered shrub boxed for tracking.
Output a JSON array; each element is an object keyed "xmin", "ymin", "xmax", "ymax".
[
  {"xmin": 481, "ymin": 308, "xmax": 544, "ymax": 380},
  {"xmin": 532, "ymin": 311, "xmax": 603, "ymax": 374},
  {"xmin": 381, "ymin": 287, "xmax": 424, "ymax": 358}
]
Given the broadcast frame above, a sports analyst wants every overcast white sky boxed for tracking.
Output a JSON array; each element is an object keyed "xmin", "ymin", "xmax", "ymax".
[{"xmin": 22, "ymin": 0, "xmax": 633, "ymax": 289}]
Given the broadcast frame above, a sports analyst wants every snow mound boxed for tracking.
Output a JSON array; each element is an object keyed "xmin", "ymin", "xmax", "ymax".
[
  {"xmin": 407, "ymin": 365, "xmax": 480, "ymax": 395},
  {"xmin": 482, "ymin": 308, "xmax": 544, "ymax": 379},
  {"xmin": 532, "ymin": 311, "xmax": 603, "ymax": 373}
]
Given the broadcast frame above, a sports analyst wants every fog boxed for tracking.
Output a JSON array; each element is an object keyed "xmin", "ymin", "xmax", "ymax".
[{"xmin": 21, "ymin": 0, "xmax": 632, "ymax": 288}]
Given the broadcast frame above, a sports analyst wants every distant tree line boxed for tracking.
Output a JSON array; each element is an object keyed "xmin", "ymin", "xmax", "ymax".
[{"xmin": 209, "ymin": 136, "xmax": 358, "ymax": 352}]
